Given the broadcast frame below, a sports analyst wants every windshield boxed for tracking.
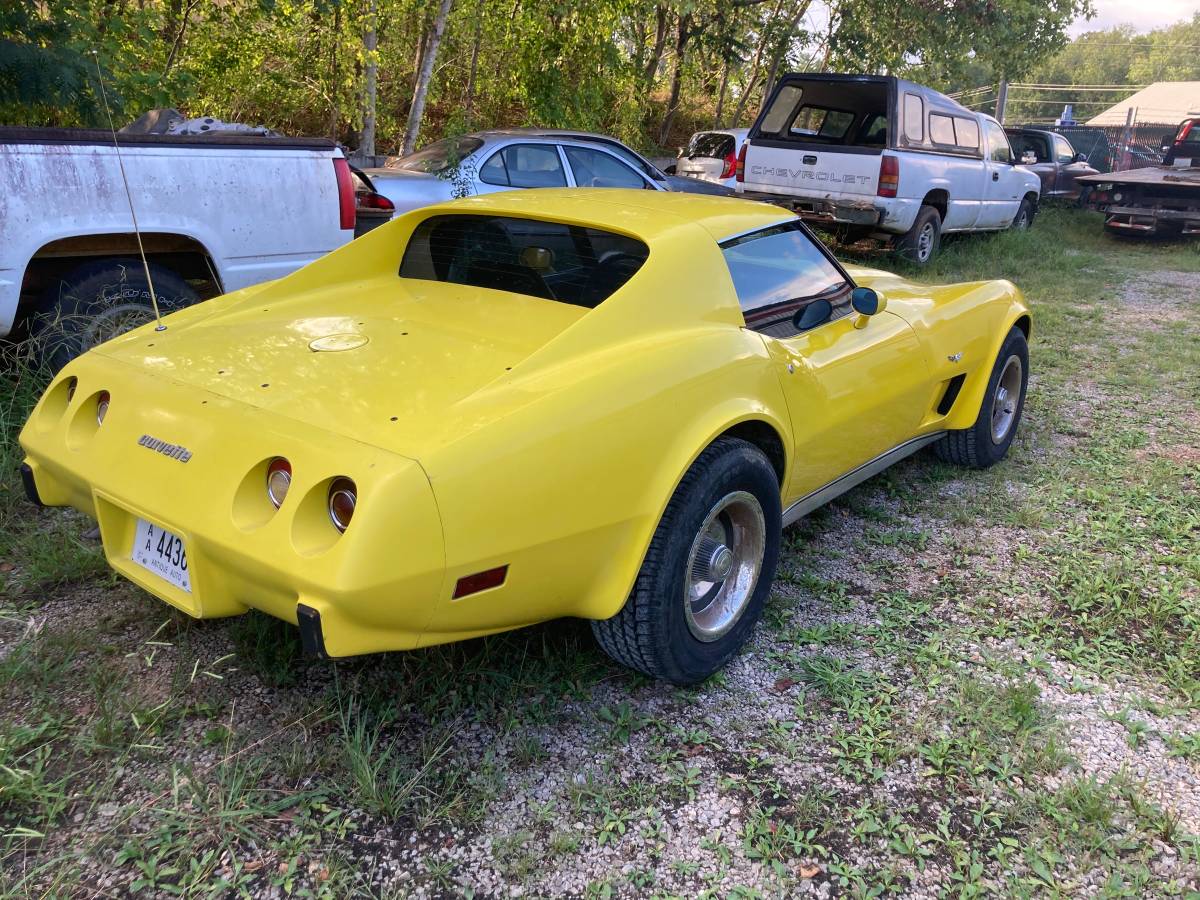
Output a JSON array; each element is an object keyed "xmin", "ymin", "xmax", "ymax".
[
  {"xmin": 400, "ymin": 215, "xmax": 648, "ymax": 309},
  {"xmin": 387, "ymin": 136, "xmax": 484, "ymax": 173},
  {"xmin": 687, "ymin": 133, "xmax": 735, "ymax": 159}
]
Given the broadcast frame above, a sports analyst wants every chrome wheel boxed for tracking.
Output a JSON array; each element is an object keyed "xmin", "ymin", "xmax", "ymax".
[
  {"xmin": 990, "ymin": 355, "xmax": 1023, "ymax": 443},
  {"xmin": 917, "ymin": 222, "xmax": 936, "ymax": 262},
  {"xmin": 683, "ymin": 491, "xmax": 766, "ymax": 642},
  {"xmin": 1014, "ymin": 209, "xmax": 1030, "ymax": 230}
]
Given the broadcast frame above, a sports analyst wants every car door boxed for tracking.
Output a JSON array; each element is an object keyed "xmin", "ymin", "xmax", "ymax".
[
  {"xmin": 562, "ymin": 145, "xmax": 654, "ymax": 189},
  {"xmin": 980, "ymin": 121, "xmax": 1021, "ymax": 228},
  {"xmin": 1052, "ymin": 134, "xmax": 1096, "ymax": 199},
  {"xmin": 476, "ymin": 142, "xmax": 569, "ymax": 195},
  {"xmin": 720, "ymin": 222, "xmax": 931, "ymax": 500}
]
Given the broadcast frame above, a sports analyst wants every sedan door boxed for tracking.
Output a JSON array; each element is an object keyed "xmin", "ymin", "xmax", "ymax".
[
  {"xmin": 562, "ymin": 145, "xmax": 655, "ymax": 189},
  {"xmin": 475, "ymin": 143, "xmax": 570, "ymax": 195},
  {"xmin": 720, "ymin": 223, "xmax": 932, "ymax": 500}
]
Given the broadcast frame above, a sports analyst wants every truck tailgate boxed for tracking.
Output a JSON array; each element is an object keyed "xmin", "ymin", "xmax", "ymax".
[{"xmin": 741, "ymin": 144, "xmax": 880, "ymax": 198}]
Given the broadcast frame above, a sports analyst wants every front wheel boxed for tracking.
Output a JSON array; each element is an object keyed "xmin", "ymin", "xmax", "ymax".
[
  {"xmin": 1012, "ymin": 197, "xmax": 1035, "ymax": 230},
  {"xmin": 934, "ymin": 327, "xmax": 1029, "ymax": 469},
  {"xmin": 591, "ymin": 437, "xmax": 781, "ymax": 684}
]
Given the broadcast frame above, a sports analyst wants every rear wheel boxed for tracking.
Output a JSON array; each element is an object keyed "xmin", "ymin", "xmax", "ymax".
[
  {"xmin": 896, "ymin": 205, "xmax": 942, "ymax": 265},
  {"xmin": 934, "ymin": 327, "xmax": 1028, "ymax": 469},
  {"xmin": 30, "ymin": 257, "xmax": 199, "ymax": 372},
  {"xmin": 591, "ymin": 437, "xmax": 781, "ymax": 684}
]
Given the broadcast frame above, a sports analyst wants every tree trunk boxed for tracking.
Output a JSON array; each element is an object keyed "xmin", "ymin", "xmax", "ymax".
[
  {"xmin": 360, "ymin": 0, "xmax": 378, "ymax": 158},
  {"xmin": 730, "ymin": 72, "xmax": 761, "ymax": 127},
  {"xmin": 657, "ymin": 12, "xmax": 691, "ymax": 146},
  {"xmin": 713, "ymin": 56, "xmax": 730, "ymax": 127},
  {"xmin": 643, "ymin": 5, "xmax": 668, "ymax": 84},
  {"xmin": 402, "ymin": 0, "xmax": 454, "ymax": 155},
  {"xmin": 463, "ymin": 0, "xmax": 485, "ymax": 127}
]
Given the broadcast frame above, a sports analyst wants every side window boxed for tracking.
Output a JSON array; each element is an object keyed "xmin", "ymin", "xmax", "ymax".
[
  {"xmin": 954, "ymin": 118, "xmax": 979, "ymax": 151},
  {"xmin": 1053, "ymin": 135, "xmax": 1075, "ymax": 164},
  {"xmin": 480, "ymin": 144, "xmax": 566, "ymax": 189},
  {"xmin": 479, "ymin": 151, "xmax": 509, "ymax": 186},
  {"xmin": 929, "ymin": 114, "xmax": 956, "ymax": 145},
  {"xmin": 985, "ymin": 122, "xmax": 1012, "ymax": 163},
  {"xmin": 903, "ymin": 93, "xmax": 924, "ymax": 142},
  {"xmin": 760, "ymin": 84, "xmax": 803, "ymax": 134},
  {"xmin": 563, "ymin": 146, "xmax": 649, "ymax": 189},
  {"xmin": 720, "ymin": 222, "xmax": 850, "ymax": 330}
]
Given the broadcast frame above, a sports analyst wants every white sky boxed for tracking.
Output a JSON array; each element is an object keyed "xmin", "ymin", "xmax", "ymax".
[{"xmin": 1068, "ymin": 0, "xmax": 1196, "ymax": 36}]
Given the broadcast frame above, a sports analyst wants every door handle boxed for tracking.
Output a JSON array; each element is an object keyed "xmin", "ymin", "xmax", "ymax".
[{"xmin": 992, "ymin": 171, "xmax": 999, "ymax": 181}]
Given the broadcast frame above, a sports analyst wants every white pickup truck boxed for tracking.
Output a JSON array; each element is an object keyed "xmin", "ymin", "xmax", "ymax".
[
  {"xmin": 736, "ymin": 74, "xmax": 1041, "ymax": 264},
  {"xmin": 0, "ymin": 127, "xmax": 356, "ymax": 368}
]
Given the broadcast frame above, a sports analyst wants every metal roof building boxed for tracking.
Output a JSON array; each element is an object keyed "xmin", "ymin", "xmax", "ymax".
[{"xmin": 1086, "ymin": 81, "xmax": 1200, "ymax": 125}]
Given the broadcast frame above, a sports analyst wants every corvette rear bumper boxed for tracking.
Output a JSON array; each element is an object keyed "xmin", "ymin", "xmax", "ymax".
[{"xmin": 19, "ymin": 356, "xmax": 449, "ymax": 657}]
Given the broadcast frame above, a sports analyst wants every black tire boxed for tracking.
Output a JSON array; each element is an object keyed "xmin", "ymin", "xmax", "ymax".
[
  {"xmin": 1012, "ymin": 197, "xmax": 1035, "ymax": 230},
  {"xmin": 30, "ymin": 257, "xmax": 200, "ymax": 372},
  {"xmin": 895, "ymin": 205, "xmax": 942, "ymax": 265},
  {"xmin": 1076, "ymin": 186, "xmax": 1093, "ymax": 208},
  {"xmin": 934, "ymin": 327, "xmax": 1029, "ymax": 469},
  {"xmin": 591, "ymin": 437, "xmax": 782, "ymax": 684}
]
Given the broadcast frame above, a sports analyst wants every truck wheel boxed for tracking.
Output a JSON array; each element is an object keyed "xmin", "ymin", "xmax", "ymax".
[
  {"xmin": 896, "ymin": 205, "xmax": 941, "ymax": 265},
  {"xmin": 1012, "ymin": 198, "xmax": 1035, "ymax": 230},
  {"xmin": 30, "ymin": 258, "xmax": 199, "ymax": 372},
  {"xmin": 934, "ymin": 327, "xmax": 1028, "ymax": 469},
  {"xmin": 591, "ymin": 437, "xmax": 781, "ymax": 684}
]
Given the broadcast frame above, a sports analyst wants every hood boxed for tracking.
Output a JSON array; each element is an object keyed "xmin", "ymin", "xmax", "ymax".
[{"xmin": 95, "ymin": 275, "xmax": 586, "ymax": 459}]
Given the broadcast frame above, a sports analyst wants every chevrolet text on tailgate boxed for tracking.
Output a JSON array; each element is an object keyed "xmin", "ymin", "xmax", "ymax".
[{"xmin": 736, "ymin": 73, "xmax": 1042, "ymax": 265}]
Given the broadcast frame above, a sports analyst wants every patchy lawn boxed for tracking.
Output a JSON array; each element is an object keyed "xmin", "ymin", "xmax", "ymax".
[{"xmin": 1, "ymin": 208, "xmax": 1198, "ymax": 898}]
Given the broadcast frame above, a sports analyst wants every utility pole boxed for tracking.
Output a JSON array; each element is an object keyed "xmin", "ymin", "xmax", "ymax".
[{"xmin": 995, "ymin": 79, "xmax": 1008, "ymax": 124}]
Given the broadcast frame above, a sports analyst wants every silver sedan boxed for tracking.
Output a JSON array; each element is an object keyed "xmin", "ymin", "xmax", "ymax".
[{"xmin": 365, "ymin": 129, "xmax": 733, "ymax": 215}]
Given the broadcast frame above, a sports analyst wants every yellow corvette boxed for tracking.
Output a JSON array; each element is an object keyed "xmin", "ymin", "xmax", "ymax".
[{"xmin": 19, "ymin": 190, "xmax": 1030, "ymax": 683}]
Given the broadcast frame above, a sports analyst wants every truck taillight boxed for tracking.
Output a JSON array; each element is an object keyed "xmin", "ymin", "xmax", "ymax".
[
  {"xmin": 877, "ymin": 155, "xmax": 899, "ymax": 198},
  {"xmin": 719, "ymin": 150, "xmax": 738, "ymax": 180},
  {"xmin": 735, "ymin": 143, "xmax": 748, "ymax": 183},
  {"xmin": 333, "ymin": 158, "xmax": 356, "ymax": 230},
  {"xmin": 1177, "ymin": 120, "xmax": 1194, "ymax": 144}
]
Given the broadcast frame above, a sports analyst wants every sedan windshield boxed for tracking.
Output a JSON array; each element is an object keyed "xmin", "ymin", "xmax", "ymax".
[{"xmin": 387, "ymin": 136, "xmax": 484, "ymax": 173}]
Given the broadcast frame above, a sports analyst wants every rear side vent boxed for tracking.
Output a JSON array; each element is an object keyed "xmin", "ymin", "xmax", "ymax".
[{"xmin": 937, "ymin": 373, "xmax": 967, "ymax": 415}]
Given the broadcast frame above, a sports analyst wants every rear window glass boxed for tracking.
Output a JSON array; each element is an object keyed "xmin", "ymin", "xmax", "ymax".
[
  {"xmin": 388, "ymin": 136, "xmax": 483, "ymax": 173},
  {"xmin": 688, "ymin": 132, "xmax": 735, "ymax": 159},
  {"xmin": 760, "ymin": 84, "xmax": 803, "ymax": 134},
  {"xmin": 400, "ymin": 215, "xmax": 648, "ymax": 309},
  {"xmin": 790, "ymin": 106, "xmax": 854, "ymax": 140},
  {"xmin": 721, "ymin": 222, "xmax": 848, "ymax": 314}
]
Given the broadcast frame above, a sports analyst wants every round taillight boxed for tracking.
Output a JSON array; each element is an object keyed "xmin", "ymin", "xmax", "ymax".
[
  {"xmin": 96, "ymin": 391, "xmax": 110, "ymax": 425},
  {"xmin": 266, "ymin": 458, "xmax": 292, "ymax": 509},
  {"xmin": 327, "ymin": 478, "xmax": 356, "ymax": 533},
  {"xmin": 65, "ymin": 377, "xmax": 77, "ymax": 403}
]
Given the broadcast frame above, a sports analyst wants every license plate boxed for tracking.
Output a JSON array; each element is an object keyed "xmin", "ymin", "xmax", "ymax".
[{"xmin": 131, "ymin": 518, "xmax": 192, "ymax": 593}]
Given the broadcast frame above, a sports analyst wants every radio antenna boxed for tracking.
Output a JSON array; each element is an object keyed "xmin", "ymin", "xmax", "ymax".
[{"xmin": 91, "ymin": 50, "xmax": 166, "ymax": 332}]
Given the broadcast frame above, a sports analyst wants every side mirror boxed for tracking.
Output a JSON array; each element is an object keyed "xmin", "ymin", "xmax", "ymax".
[
  {"xmin": 851, "ymin": 287, "xmax": 885, "ymax": 328},
  {"xmin": 793, "ymin": 298, "xmax": 832, "ymax": 332},
  {"xmin": 1073, "ymin": 152, "xmax": 1087, "ymax": 163}
]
